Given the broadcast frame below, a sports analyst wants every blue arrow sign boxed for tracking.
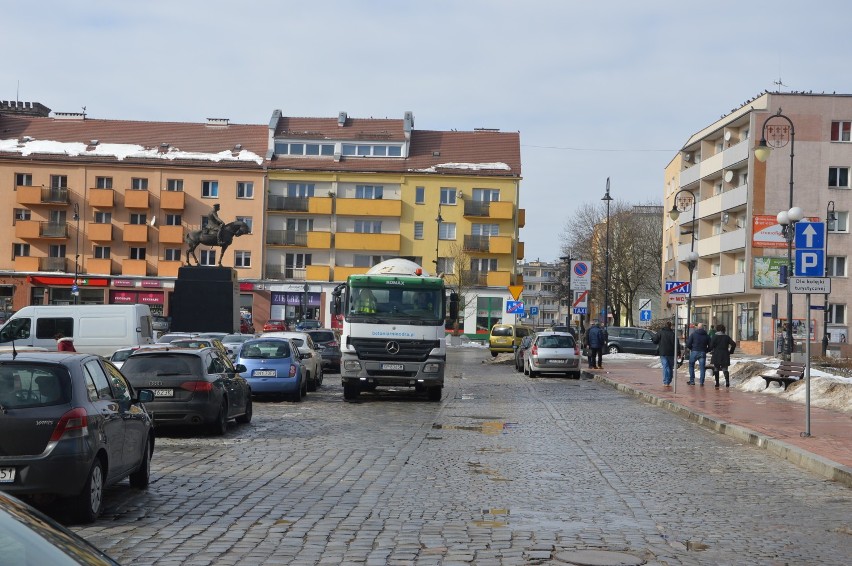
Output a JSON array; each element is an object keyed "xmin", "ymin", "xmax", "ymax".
[
  {"xmin": 640, "ymin": 310, "xmax": 652, "ymax": 322},
  {"xmin": 794, "ymin": 222, "xmax": 825, "ymax": 250}
]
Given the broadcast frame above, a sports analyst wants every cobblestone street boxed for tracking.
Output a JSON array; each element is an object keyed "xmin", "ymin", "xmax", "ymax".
[{"xmin": 72, "ymin": 347, "xmax": 851, "ymax": 565}]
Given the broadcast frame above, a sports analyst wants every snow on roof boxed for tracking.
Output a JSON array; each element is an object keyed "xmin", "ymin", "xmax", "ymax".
[
  {"xmin": 0, "ymin": 138, "xmax": 264, "ymax": 164},
  {"xmin": 409, "ymin": 162, "xmax": 511, "ymax": 173}
]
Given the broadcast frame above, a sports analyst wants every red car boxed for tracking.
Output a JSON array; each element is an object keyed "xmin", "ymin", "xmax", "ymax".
[{"xmin": 262, "ymin": 319, "xmax": 289, "ymax": 332}]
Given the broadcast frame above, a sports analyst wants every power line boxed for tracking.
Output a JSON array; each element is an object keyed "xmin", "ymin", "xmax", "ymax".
[{"xmin": 522, "ymin": 144, "xmax": 676, "ymax": 153}]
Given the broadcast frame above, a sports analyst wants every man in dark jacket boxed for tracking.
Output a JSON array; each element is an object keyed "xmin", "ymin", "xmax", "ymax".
[
  {"xmin": 685, "ymin": 323, "xmax": 711, "ymax": 385},
  {"xmin": 586, "ymin": 321, "xmax": 606, "ymax": 369},
  {"xmin": 652, "ymin": 321, "xmax": 680, "ymax": 386}
]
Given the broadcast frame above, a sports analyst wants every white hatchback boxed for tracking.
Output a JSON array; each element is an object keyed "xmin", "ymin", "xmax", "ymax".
[{"xmin": 524, "ymin": 331, "xmax": 582, "ymax": 378}]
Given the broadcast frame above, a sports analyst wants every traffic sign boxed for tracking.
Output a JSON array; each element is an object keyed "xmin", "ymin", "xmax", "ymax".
[
  {"xmin": 665, "ymin": 281, "xmax": 690, "ymax": 294},
  {"xmin": 795, "ymin": 250, "xmax": 824, "ymax": 277},
  {"xmin": 640, "ymin": 310, "xmax": 652, "ymax": 322},
  {"xmin": 570, "ymin": 260, "xmax": 592, "ymax": 292},
  {"xmin": 790, "ymin": 277, "xmax": 831, "ymax": 294},
  {"xmin": 508, "ymin": 285, "xmax": 523, "ymax": 300},
  {"xmin": 667, "ymin": 295, "xmax": 687, "ymax": 305},
  {"xmin": 573, "ymin": 290, "xmax": 589, "ymax": 309},
  {"xmin": 506, "ymin": 300, "xmax": 525, "ymax": 315},
  {"xmin": 794, "ymin": 221, "xmax": 826, "ymax": 277},
  {"xmin": 529, "ymin": 306, "xmax": 539, "ymax": 316},
  {"xmin": 573, "ymin": 307, "xmax": 587, "ymax": 315}
]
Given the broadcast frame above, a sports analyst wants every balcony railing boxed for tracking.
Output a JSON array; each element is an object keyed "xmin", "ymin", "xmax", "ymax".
[
  {"xmin": 41, "ymin": 257, "xmax": 68, "ymax": 271},
  {"xmin": 265, "ymin": 266, "xmax": 307, "ymax": 280},
  {"xmin": 463, "ymin": 234, "xmax": 490, "ymax": 252},
  {"xmin": 466, "ymin": 270, "xmax": 489, "ymax": 286},
  {"xmin": 266, "ymin": 230, "xmax": 308, "ymax": 246},
  {"xmin": 40, "ymin": 222, "xmax": 69, "ymax": 238},
  {"xmin": 463, "ymin": 200, "xmax": 491, "ymax": 217},
  {"xmin": 41, "ymin": 187, "xmax": 70, "ymax": 205},
  {"xmin": 268, "ymin": 195, "xmax": 309, "ymax": 212}
]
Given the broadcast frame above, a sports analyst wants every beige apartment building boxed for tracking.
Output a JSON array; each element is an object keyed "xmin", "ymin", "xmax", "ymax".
[
  {"xmin": 664, "ymin": 92, "xmax": 851, "ymax": 356},
  {"xmin": 0, "ymin": 102, "xmax": 524, "ymax": 332}
]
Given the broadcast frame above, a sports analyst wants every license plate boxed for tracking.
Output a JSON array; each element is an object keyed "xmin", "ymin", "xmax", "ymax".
[
  {"xmin": 382, "ymin": 363, "xmax": 405, "ymax": 371},
  {"xmin": 253, "ymin": 370, "xmax": 276, "ymax": 377},
  {"xmin": 0, "ymin": 467, "xmax": 15, "ymax": 483},
  {"xmin": 153, "ymin": 389, "xmax": 174, "ymax": 397},
  {"xmin": 547, "ymin": 359, "xmax": 567, "ymax": 364}
]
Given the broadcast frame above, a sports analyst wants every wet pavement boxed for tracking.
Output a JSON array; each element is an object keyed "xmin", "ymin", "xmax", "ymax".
[{"xmin": 586, "ymin": 357, "xmax": 852, "ymax": 487}]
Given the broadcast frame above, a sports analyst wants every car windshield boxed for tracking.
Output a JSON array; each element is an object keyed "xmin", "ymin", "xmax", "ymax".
[
  {"xmin": 110, "ymin": 349, "xmax": 134, "ymax": 363},
  {"xmin": 347, "ymin": 287, "xmax": 442, "ymax": 323},
  {"xmin": 0, "ymin": 363, "xmax": 71, "ymax": 408},
  {"xmin": 491, "ymin": 326, "xmax": 513, "ymax": 337},
  {"xmin": 169, "ymin": 340, "xmax": 210, "ymax": 349},
  {"xmin": 122, "ymin": 354, "xmax": 200, "ymax": 376},
  {"xmin": 537, "ymin": 335, "xmax": 574, "ymax": 348},
  {"xmin": 241, "ymin": 340, "xmax": 291, "ymax": 359},
  {"xmin": 222, "ymin": 335, "xmax": 251, "ymax": 344},
  {"xmin": 308, "ymin": 331, "xmax": 335, "ymax": 343}
]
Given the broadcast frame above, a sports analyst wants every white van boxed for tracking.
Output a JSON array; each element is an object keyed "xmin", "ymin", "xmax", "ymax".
[{"xmin": 0, "ymin": 304, "xmax": 155, "ymax": 357}]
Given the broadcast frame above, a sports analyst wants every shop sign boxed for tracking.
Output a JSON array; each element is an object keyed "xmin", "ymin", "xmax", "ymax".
[
  {"xmin": 141, "ymin": 280, "xmax": 162, "ymax": 288},
  {"xmin": 113, "ymin": 279, "xmax": 135, "ymax": 287}
]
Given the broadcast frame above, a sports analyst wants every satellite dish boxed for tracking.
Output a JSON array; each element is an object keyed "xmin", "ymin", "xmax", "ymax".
[
  {"xmin": 149, "ymin": 215, "xmax": 157, "ymax": 227},
  {"xmin": 724, "ymin": 171, "xmax": 734, "ymax": 183},
  {"xmin": 724, "ymin": 131, "xmax": 732, "ymax": 141}
]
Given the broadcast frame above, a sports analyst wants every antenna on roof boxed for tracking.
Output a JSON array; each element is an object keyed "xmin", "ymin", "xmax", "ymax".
[{"xmin": 773, "ymin": 76, "xmax": 788, "ymax": 92}]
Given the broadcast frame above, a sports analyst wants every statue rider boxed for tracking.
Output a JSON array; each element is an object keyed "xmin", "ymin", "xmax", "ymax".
[{"xmin": 206, "ymin": 203, "xmax": 226, "ymax": 245}]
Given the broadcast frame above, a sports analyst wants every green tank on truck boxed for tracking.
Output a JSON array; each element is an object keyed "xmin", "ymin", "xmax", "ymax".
[{"xmin": 332, "ymin": 259, "xmax": 458, "ymax": 402}]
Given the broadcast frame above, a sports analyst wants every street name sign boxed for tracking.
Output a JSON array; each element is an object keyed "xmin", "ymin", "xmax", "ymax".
[{"xmin": 789, "ymin": 277, "xmax": 831, "ymax": 294}]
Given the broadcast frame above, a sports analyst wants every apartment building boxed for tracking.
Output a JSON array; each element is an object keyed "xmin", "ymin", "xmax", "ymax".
[
  {"xmin": 0, "ymin": 102, "xmax": 524, "ymax": 332},
  {"xmin": 520, "ymin": 260, "xmax": 570, "ymax": 329},
  {"xmin": 663, "ymin": 92, "xmax": 851, "ymax": 356}
]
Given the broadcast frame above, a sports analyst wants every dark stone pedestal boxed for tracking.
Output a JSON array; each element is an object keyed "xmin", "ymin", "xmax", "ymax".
[{"xmin": 169, "ymin": 266, "xmax": 239, "ymax": 333}]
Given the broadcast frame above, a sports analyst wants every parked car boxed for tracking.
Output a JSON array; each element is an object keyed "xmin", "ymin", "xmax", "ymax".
[
  {"xmin": 108, "ymin": 346, "xmax": 139, "ymax": 369},
  {"xmin": 524, "ymin": 331, "xmax": 582, "ymax": 378},
  {"xmin": 261, "ymin": 331, "xmax": 323, "ymax": 391},
  {"xmin": 514, "ymin": 334, "xmax": 535, "ymax": 373},
  {"xmin": 605, "ymin": 326, "xmax": 658, "ymax": 355},
  {"xmin": 489, "ymin": 323, "xmax": 534, "ymax": 357},
  {"xmin": 294, "ymin": 320, "xmax": 321, "ymax": 331},
  {"xmin": 236, "ymin": 338, "xmax": 307, "ymax": 402},
  {"xmin": 155, "ymin": 332, "xmax": 199, "ymax": 344},
  {"xmin": 0, "ymin": 490, "xmax": 120, "ymax": 563},
  {"xmin": 0, "ymin": 352, "xmax": 155, "ymax": 523},
  {"xmin": 305, "ymin": 329, "xmax": 341, "ymax": 373},
  {"xmin": 262, "ymin": 320, "xmax": 288, "ymax": 332},
  {"xmin": 152, "ymin": 315, "xmax": 171, "ymax": 333},
  {"xmin": 168, "ymin": 337, "xmax": 228, "ymax": 356},
  {"xmin": 120, "ymin": 346, "xmax": 252, "ymax": 435},
  {"xmin": 221, "ymin": 334, "xmax": 255, "ymax": 360}
]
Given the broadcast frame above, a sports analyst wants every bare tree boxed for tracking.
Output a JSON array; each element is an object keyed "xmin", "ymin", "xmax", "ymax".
[{"xmin": 440, "ymin": 241, "xmax": 479, "ymax": 335}]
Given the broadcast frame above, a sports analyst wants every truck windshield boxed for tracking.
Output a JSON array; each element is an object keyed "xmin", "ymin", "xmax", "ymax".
[{"xmin": 348, "ymin": 287, "xmax": 442, "ymax": 323}]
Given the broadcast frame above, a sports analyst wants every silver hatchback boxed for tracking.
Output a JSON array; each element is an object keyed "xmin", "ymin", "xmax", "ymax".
[{"xmin": 524, "ymin": 331, "xmax": 581, "ymax": 378}]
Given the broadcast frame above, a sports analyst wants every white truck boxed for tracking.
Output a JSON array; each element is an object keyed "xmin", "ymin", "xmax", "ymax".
[
  {"xmin": 0, "ymin": 304, "xmax": 155, "ymax": 357},
  {"xmin": 332, "ymin": 259, "xmax": 458, "ymax": 401}
]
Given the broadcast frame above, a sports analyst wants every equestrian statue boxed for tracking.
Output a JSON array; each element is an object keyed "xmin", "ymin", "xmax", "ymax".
[{"xmin": 185, "ymin": 204, "xmax": 250, "ymax": 266}]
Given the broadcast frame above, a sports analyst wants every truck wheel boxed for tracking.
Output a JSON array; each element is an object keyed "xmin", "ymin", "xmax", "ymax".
[
  {"xmin": 343, "ymin": 383, "xmax": 360, "ymax": 401},
  {"xmin": 427, "ymin": 387, "xmax": 442, "ymax": 402}
]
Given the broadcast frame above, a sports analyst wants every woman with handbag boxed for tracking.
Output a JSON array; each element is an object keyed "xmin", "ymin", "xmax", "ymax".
[{"xmin": 708, "ymin": 324, "xmax": 736, "ymax": 388}]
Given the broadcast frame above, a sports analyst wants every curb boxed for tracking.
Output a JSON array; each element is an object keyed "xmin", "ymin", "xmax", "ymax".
[{"xmin": 585, "ymin": 370, "xmax": 852, "ymax": 488}]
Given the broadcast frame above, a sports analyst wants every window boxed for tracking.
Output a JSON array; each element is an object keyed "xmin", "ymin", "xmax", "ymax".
[
  {"xmin": 202, "ymin": 180, "xmax": 219, "ymax": 198},
  {"xmin": 711, "ymin": 262, "xmax": 720, "ymax": 277},
  {"xmin": 827, "ymin": 304, "xmax": 846, "ymax": 324},
  {"xmin": 130, "ymin": 213, "xmax": 147, "ymax": 225},
  {"xmin": 472, "ymin": 188, "xmax": 499, "ymax": 202},
  {"xmin": 13, "ymin": 243, "xmax": 29, "ymax": 257},
  {"xmin": 829, "ymin": 167, "xmax": 850, "ymax": 189},
  {"xmin": 95, "ymin": 176, "xmax": 112, "ymax": 189},
  {"xmin": 472, "ymin": 258, "xmax": 498, "ymax": 272},
  {"xmin": 200, "ymin": 250, "xmax": 216, "ymax": 266},
  {"xmin": 165, "ymin": 214, "xmax": 181, "ymax": 226},
  {"xmin": 827, "ymin": 256, "xmax": 846, "ymax": 277},
  {"xmin": 472, "ymin": 223, "xmax": 499, "ymax": 236},
  {"xmin": 828, "ymin": 211, "xmax": 849, "ymax": 232},
  {"xmin": 735, "ymin": 257, "xmax": 746, "ymax": 273},
  {"xmin": 129, "ymin": 247, "xmax": 146, "ymax": 260},
  {"xmin": 275, "ymin": 141, "xmax": 335, "ymax": 156},
  {"xmin": 414, "ymin": 221, "xmax": 424, "ymax": 240},
  {"xmin": 94, "ymin": 246, "xmax": 110, "ymax": 259},
  {"xmin": 13, "ymin": 209, "xmax": 30, "ymax": 222},
  {"xmin": 50, "ymin": 175, "xmax": 67, "ymax": 189},
  {"xmin": 415, "ymin": 186, "xmax": 425, "ymax": 204},
  {"xmin": 355, "ymin": 220, "xmax": 382, "ymax": 234},
  {"xmin": 286, "ymin": 183, "xmax": 314, "ymax": 197},
  {"xmin": 48, "ymin": 244, "xmax": 66, "ymax": 258},
  {"xmin": 94, "ymin": 211, "xmax": 112, "ymax": 224},
  {"xmin": 436, "ymin": 258, "xmax": 455, "ymax": 274},
  {"xmin": 237, "ymin": 181, "xmax": 254, "ymax": 199},
  {"xmin": 737, "ymin": 302, "xmax": 759, "ymax": 341},
  {"xmin": 440, "ymin": 187, "xmax": 457, "ymax": 205},
  {"xmin": 355, "ymin": 185, "xmax": 383, "ymax": 199},
  {"xmin": 166, "ymin": 179, "xmax": 184, "ymax": 192},
  {"xmin": 340, "ymin": 144, "xmax": 401, "ymax": 157},
  {"xmin": 236, "ymin": 216, "xmax": 253, "ymax": 233},
  {"xmin": 131, "ymin": 178, "xmax": 148, "ymax": 191},
  {"xmin": 831, "ymin": 121, "xmax": 852, "ymax": 142},
  {"xmin": 234, "ymin": 251, "xmax": 251, "ymax": 268},
  {"xmin": 164, "ymin": 248, "xmax": 181, "ymax": 262},
  {"xmin": 15, "ymin": 173, "xmax": 32, "ymax": 186},
  {"xmin": 439, "ymin": 222, "xmax": 456, "ymax": 240}
]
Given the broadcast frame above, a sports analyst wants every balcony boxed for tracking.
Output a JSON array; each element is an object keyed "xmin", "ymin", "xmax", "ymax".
[
  {"xmin": 124, "ymin": 190, "xmax": 150, "ymax": 209},
  {"xmin": 160, "ymin": 190, "xmax": 185, "ymax": 210},
  {"xmin": 306, "ymin": 264, "xmax": 331, "ymax": 281},
  {"xmin": 694, "ymin": 272, "xmax": 746, "ymax": 296},
  {"xmin": 266, "ymin": 230, "xmax": 332, "ymax": 248},
  {"xmin": 159, "ymin": 225, "xmax": 185, "ymax": 244},
  {"xmin": 13, "ymin": 256, "xmax": 40, "ymax": 272},
  {"xmin": 463, "ymin": 234, "xmax": 490, "ymax": 252},
  {"xmin": 88, "ymin": 223, "xmax": 113, "ymax": 241},
  {"xmin": 489, "ymin": 236, "xmax": 513, "ymax": 255},
  {"xmin": 89, "ymin": 188, "xmax": 114, "ymax": 208},
  {"xmin": 335, "ymin": 232, "xmax": 400, "ymax": 251},
  {"xmin": 683, "ymin": 227, "xmax": 747, "ymax": 258},
  {"xmin": 123, "ymin": 224, "xmax": 149, "ymax": 243},
  {"xmin": 15, "ymin": 221, "xmax": 69, "ymax": 239},
  {"xmin": 466, "ymin": 270, "xmax": 512, "ymax": 287},
  {"xmin": 335, "ymin": 198, "xmax": 402, "ymax": 217},
  {"xmin": 462, "ymin": 200, "xmax": 514, "ymax": 220},
  {"xmin": 16, "ymin": 186, "xmax": 70, "ymax": 206},
  {"xmin": 267, "ymin": 195, "xmax": 333, "ymax": 214},
  {"xmin": 333, "ymin": 266, "xmax": 370, "ymax": 281},
  {"xmin": 86, "ymin": 258, "xmax": 113, "ymax": 275},
  {"xmin": 157, "ymin": 261, "xmax": 182, "ymax": 278},
  {"xmin": 518, "ymin": 208, "xmax": 526, "ymax": 228},
  {"xmin": 517, "ymin": 241, "xmax": 525, "ymax": 260},
  {"xmin": 41, "ymin": 257, "xmax": 68, "ymax": 272},
  {"xmin": 121, "ymin": 259, "xmax": 149, "ymax": 276},
  {"xmin": 265, "ymin": 266, "xmax": 307, "ymax": 280}
]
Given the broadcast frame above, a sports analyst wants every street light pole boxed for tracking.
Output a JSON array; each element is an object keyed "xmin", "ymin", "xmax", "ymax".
[
  {"xmin": 433, "ymin": 203, "xmax": 444, "ymax": 272},
  {"xmin": 73, "ymin": 202, "xmax": 80, "ymax": 305},
  {"xmin": 669, "ymin": 189, "xmax": 699, "ymax": 350},
  {"xmin": 560, "ymin": 254, "xmax": 574, "ymax": 330},
  {"xmin": 822, "ymin": 201, "xmax": 836, "ymax": 356},
  {"xmin": 601, "ymin": 178, "xmax": 613, "ymax": 330},
  {"xmin": 303, "ymin": 282, "xmax": 310, "ymax": 322},
  {"xmin": 755, "ymin": 109, "xmax": 797, "ymax": 361}
]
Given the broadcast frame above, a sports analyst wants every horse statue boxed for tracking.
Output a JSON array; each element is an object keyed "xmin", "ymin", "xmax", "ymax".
[{"xmin": 185, "ymin": 220, "xmax": 250, "ymax": 266}]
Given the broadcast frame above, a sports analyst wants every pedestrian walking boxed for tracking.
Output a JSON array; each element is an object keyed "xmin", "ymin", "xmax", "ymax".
[
  {"xmin": 54, "ymin": 332, "xmax": 76, "ymax": 352},
  {"xmin": 586, "ymin": 321, "xmax": 606, "ymax": 369},
  {"xmin": 708, "ymin": 324, "xmax": 736, "ymax": 388},
  {"xmin": 685, "ymin": 322, "xmax": 711, "ymax": 385},
  {"xmin": 652, "ymin": 321, "xmax": 679, "ymax": 386}
]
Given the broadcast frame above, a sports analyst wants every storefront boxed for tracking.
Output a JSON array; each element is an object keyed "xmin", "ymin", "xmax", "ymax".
[{"xmin": 270, "ymin": 289, "xmax": 322, "ymax": 324}]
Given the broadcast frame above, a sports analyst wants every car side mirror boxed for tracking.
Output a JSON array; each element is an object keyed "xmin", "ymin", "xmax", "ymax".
[
  {"xmin": 233, "ymin": 364, "xmax": 247, "ymax": 373},
  {"xmin": 137, "ymin": 389, "xmax": 155, "ymax": 403},
  {"xmin": 301, "ymin": 352, "xmax": 312, "ymax": 360}
]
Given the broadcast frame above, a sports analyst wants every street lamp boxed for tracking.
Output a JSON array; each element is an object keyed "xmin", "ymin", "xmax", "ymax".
[
  {"xmin": 822, "ymin": 201, "xmax": 836, "ymax": 356},
  {"xmin": 72, "ymin": 202, "xmax": 80, "ymax": 305},
  {"xmin": 433, "ymin": 203, "xmax": 444, "ymax": 271},
  {"xmin": 776, "ymin": 206, "xmax": 805, "ymax": 359},
  {"xmin": 303, "ymin": 282, "xmax": 310, "ymax": 322},
  {"xmin": 601, "ymin": 178, "xmax": 613, "ymax": 329},
  {"xmin": 669, "ymin": 190, "xmax": 699, "ymax": 333},
  {"xmin": 560, "ymin": 254, "xmax": 574, "ymax": 330}
]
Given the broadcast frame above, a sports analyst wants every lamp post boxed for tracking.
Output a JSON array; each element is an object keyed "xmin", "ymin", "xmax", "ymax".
[
  {"xmin": 669, "ymin": 189, "xmax": 699, "ymax": 338},
  {"xmin": 303, "ymin": 282, "xmax": 310, "ymax": 322},
  {"xmin": 560, "ymin": 254, "xmax": 574, "ymax": 331},
  {"xmin": 755, "ymin": 109, "xmax": 798, "ymax": 361},
  {"xmin": 72, "ymin": 202, "xmax": 80, "ymax": 305},
  {"xmin": 601, "ymin": 178, "xmax": 613, "ymax": 329},
  {"xmin": 433, "ymin": 203, "xmax": 444, "ymax": 271},
  {"xmin": 822, "ymin": 201, "xmax": 836, "ymax": 356}
]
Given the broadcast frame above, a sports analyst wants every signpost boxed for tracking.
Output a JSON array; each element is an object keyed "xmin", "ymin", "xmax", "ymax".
[
  {"xmin": 572, "ymin": 290, "xmax": 588, "ymax": 315},
  {"xmin": 570, "ymin": 261, "xmax": 591, "ymax": 291},
  {"xmin": 506, "ymin": 300, "xmax": 525, "ymax": 316}
]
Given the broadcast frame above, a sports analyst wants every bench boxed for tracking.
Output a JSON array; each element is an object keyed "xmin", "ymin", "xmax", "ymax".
[{"xmin": 761, "ymin": 361, "xmax": 806, "ymax": 391}]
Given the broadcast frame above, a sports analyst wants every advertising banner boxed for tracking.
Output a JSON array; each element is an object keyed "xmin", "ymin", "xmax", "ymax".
[
  {"xmin": 752, "ymin": 257, "xmax": 788, "ymax": 288},
  {"xmin": 752, "ymin": 215, "xmax": 820, "ymax": 248}
]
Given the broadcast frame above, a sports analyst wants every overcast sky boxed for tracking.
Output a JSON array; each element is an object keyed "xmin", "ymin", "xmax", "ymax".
[{"xmin": 3, "ymin": 1, "xmax": 851, "ymax": 262}]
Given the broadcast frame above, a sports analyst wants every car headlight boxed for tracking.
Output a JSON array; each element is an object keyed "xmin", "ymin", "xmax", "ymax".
[
  {"xmin": 423, "ymin": 363, "xmax": 440, "ymax": 373},
  {"xmin": 344, "ymin": 360, "xmax": 362, "ymax": 371}
]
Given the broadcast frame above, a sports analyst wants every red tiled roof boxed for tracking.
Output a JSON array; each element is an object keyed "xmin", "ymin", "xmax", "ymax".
[{"xmin": 274, "ymin": 116, "xmax": 407, "ymax": 142}]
